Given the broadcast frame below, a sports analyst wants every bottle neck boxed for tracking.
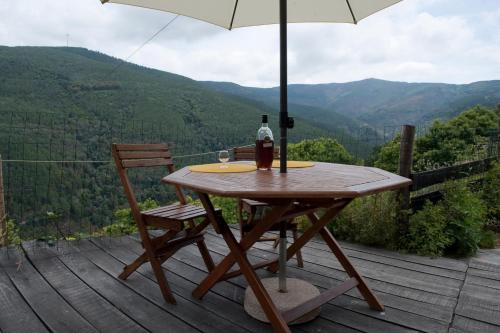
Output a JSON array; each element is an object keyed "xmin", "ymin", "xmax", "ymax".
[{"xmin": 261, "ymin": 122, "xmax": 268, "ymax": 128}]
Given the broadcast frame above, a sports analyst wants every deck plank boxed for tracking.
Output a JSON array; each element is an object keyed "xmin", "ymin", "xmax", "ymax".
[
  {"xmin": 1, "ymin": 230, "xmax": 500, "ymax": 333},
  {"xmin": 0, "ymin": 249, "xmax": 48, "ymax": 333},
  {"xmin": 23, "ymin": 245, "xmax": 148, "ymax": 333},
  {"xmin": 199, "ymin": 233, "xmax": 449, "ymax": 333},
  {"xmin": 205, "ymin": 232, "xmax": 458, "ymax": 315},
  {"xmin": 82, "ymin": 238, "xmax": 254, "ymax": 333},
  {"xmin": 0, "ymin": 247, "xmax": 97, "ymax": 333},
  {"xmin": 56, "ymin": 249, "xmax": 197, "ymax": 333}
]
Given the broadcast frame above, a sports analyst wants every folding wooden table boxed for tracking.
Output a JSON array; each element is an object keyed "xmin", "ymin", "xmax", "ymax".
[{"xmin": 163, "ymin": 162, "xmax": 411, "ymax": 333}]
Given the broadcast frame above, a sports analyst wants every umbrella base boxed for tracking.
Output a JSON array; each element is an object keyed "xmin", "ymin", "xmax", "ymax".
[{"xmin": 244, "ymin": 278, "xmax": 321, "ymax": 325}]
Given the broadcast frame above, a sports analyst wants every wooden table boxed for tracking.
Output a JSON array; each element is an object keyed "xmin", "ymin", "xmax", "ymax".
[{"xmin": 163, "ymin": 162, "xmax": 411, "ymax": 333}]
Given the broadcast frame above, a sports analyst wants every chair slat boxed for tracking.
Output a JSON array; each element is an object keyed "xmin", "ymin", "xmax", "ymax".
[
  {"xmin": 115, "ymin": 143, "xmax": 168, "ymax": 151},
  {"xmin": 122, "ymin": 158, "xmax": 172, "ymax": 168},
  {"xmin": 119, "ymin": 150, "xmax": 171, "ymax": 159}
]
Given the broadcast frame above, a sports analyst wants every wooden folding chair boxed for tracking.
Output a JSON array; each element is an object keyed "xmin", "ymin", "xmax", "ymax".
[
  {"xmin": 112, "ymin": 143, "xmax": 215, "ymax": 304},
  {"xmin": 233, "ymin": 146, "xmax": 304, "ymax": 268}
]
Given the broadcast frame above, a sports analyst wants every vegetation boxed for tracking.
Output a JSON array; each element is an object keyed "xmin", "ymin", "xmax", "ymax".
[
  {"xmin": 204, "ymin": 78, "xmax": 500, "ymax": 128},
  {"xmin": 187, "ymin": 196, "xmax": 239, "ymax": 225},
  {"xmin": 0, "ymin": 46, "xmax": 330, "ymax": 236},
  {"xmin": 334, "ymin": 105, "xmax": 500, "ymax": 257},
  {"xmin": 406, "ymin": 181, "xmax": 487, "ymax": 257},
  {"xmin": 103, "ymin": 199, "xmax": 159, "ymax": 236},
  {"xmin": 330, "ymin": 192, "xmax": 399, "ymax": 249},
  {"xmin": 481, "ymin": 162, "xmax": 500, "ymax": 231},
  {"xmin": 288, "ymin": 137, "xmax": 354, "ymax": 164},
  {"xmin": 5, "ymin": 219, "xmax": 22, "ymax": 246},
  {"xmin": 372, "ymin": 105, "xmax": 500, "ymax": 172}
]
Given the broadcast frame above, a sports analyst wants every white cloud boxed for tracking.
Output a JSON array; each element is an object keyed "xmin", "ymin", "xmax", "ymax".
[{"xmin": 0, "ymin": 0, "xmax": 499, "ymax": 87}]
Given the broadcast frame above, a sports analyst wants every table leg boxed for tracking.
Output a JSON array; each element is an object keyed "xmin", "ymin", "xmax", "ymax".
[
  {"xmin": 194, "ymin": 192, "xmax": 293, "ymax": 333},
  {"xmin": 317, "ymin": 225, "xmax": 384, "ymax": 311},
  {"xmin": 268, "ymin": 198, "xmax": 351, "ymax": 273}
]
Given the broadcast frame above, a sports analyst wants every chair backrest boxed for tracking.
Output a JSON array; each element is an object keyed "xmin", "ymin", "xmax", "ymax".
[
  {"xmin": 112, "ymin": 143, "xmax": 187, "ymax": 222},
  {"xmin": 233, "ymin": 145, "xmax": 280, "ymax": 161}
]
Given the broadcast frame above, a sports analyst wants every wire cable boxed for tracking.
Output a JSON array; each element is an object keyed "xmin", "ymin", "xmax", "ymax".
[{"xmin": 108, "ymin": 15, "xmax": 179, "ymax": 76}]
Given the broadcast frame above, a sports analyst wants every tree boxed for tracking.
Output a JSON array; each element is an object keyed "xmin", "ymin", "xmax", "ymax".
[{"xmin": 288, "ymin": 137, "xmax": 354, "ymax": 164}]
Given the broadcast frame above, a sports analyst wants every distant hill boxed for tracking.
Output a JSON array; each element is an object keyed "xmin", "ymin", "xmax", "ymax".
[
  {"xmin": 203, "ymin": 79, "xmax": 500, "ymax": 128},
  {"xmin": 0, "ymin": 46, "xmax": 333, "ymax": 231},
  {"xmin": 0, "ymin": 46, "xmax": 331, "ymax": 150}
]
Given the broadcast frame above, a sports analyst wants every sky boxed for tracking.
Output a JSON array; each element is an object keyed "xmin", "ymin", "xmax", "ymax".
[{"xmin": 0, "ymin": 0, "xmax": 499, "ymax": 87}]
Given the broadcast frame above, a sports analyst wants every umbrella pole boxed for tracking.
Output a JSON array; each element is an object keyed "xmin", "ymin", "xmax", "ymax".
[
  {"xmin": 279, "ymin": 0, "xmax": 288, "ymax": 175},
  {"xmin": 278, "ymin": 0, "xmax": 288, "ymax": 293}
]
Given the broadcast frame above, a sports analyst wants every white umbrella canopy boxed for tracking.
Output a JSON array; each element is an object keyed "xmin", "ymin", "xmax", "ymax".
[
  {"xmin": 101, "ymin": 0, "xmax": 401, "ymax": 29},
  {"xmin": 101, "ymin": 0, "xmax": 402, "ymax": 173}
]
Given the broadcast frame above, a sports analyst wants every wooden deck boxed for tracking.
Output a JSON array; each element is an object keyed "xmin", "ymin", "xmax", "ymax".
[{"xmin": 0, "ymin": 227, "xmax": 499, "ymax": 333}]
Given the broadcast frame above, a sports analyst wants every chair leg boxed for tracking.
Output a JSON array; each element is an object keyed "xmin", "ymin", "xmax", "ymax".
[
  {"xmin": 141, "ymin": 232, "xmax": 177, "ymax": 304},
  {"xmin": 119, "ymin": 252, "xmax": 148, "ymax": 280},
  {"xmin": 149, "ymin": 256, "xmax": 177, "ymax": 304},
  {"xmin": 292, "ymin": 227, "xmax": 304, "ymax": 268}
]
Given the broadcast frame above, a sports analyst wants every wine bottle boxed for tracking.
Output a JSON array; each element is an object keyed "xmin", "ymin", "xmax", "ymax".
[{"xmin": 255, "ymin": 114, "xmax": 274, "ymax": 170}]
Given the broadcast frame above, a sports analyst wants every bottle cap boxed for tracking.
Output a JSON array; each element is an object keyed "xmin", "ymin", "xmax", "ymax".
[{"xmin": 261, "ymin": 114, "xmax": 268, "ymax": 123}]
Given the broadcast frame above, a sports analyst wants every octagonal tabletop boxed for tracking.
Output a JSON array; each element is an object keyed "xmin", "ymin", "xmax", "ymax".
[{"xmin": 163, "ymin": 162, "xmax": 411, "ymax": 200}]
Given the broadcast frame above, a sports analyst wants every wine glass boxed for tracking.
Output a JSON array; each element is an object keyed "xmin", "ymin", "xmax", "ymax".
[{"xmin": 218, "ymin": 150, "xmax": 230, "ymax": 168}]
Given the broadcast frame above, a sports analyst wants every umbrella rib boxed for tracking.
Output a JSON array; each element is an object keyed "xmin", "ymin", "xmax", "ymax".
[
  {"xmin": 229, "ymin": 0, "xmax": 239, "ymax": 30},
  {"xmin": 345, "ymin": 0, "xmax": 358, "ymax": 24}
]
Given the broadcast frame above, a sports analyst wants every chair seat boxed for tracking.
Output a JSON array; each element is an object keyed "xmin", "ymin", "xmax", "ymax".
[{"xmin": 142, "ymin": 203, "xmax": 209, "ymax": 222}]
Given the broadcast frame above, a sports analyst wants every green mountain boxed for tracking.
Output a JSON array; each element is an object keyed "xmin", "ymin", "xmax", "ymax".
[
  {"xmin": 0, "ymin": 46, "xmax": 329, "ymax": 149},
  {"xmin": 0, "ymin": 45, "xmax": 333, "ymax": 235},
  {"xmin": 203, "ymin": 78, "xmax": 500, "ymax": 128}
]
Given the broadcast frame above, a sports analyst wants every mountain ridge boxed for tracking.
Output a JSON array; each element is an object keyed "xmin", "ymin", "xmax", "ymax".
[{"xmin": 202, "ymin": 78, "xmax": 500, "ymax": 127}]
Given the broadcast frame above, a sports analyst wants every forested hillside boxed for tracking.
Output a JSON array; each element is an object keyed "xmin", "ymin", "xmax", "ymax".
[
  {"xmin": 203, "ymin": 78, "xmax": 500, "ymax": 128},
  {"xmin": 0, "ymin": 45, "xmax": 333, "ymax": 237}
]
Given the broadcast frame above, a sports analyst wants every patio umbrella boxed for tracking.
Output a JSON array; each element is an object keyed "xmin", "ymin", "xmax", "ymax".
[{"xmin": 101, "ymin": 0, "xmax": 402, "ymax": 173}]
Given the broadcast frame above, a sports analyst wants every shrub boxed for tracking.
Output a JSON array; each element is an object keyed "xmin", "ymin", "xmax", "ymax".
[
  {"xmin": 407, "ymin": 201, "xmax": 451, "ymax": 256},
  {"xmin": 288, "ymin": 137, "xmax": 354, "ymax": 164},
  {"xmin": 103, "ymin": 199, "xmax": 159, "ymax": 236},
  {"xmin": 330, "ymin": 192, "xmax": 399, "ymax": 249},
  {"xmin": 482, "ymin": 162, "xmax": 500, "ymax": 231},
  {"xmin": 4, "ymin": 219, "xmax": 22, "ymax": 246},
  {"xmin": 188, "ymin": 195, "xmax": 239, "ymax": 224},
  {"xmin": 405, "ymin": 181, "xmax": 487, "ymax": 257},
  {"xmin": 442, "ymin": 181, "xmax": 486, "ymax": 256},
  {"xmin": 373, "ymin": 135, "xmax": 401, "ymax": 173},
  {"xmin": 479, "ymin": 230, "xmax": 496, "ymax": 249}
]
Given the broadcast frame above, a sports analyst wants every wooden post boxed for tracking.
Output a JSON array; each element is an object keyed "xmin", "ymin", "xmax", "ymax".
[
  {"xmin": 0, "ymin": 154, "xmax": 6, "ymax": 247},
  {"xmin": 398, "ymin": 125, "xmax": 415, "ymax": 237}
]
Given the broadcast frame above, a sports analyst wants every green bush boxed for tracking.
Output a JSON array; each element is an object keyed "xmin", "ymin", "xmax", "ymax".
[
  {"xmin": 442, "ymin": 181, "xmax": 486, "ymax": 256},
  {"xmin": 5, "ymin": 219, "xmax": 22, "ymax": 246},
  {"xmin": 373, "ymin": 135, "xmax": 401, "ymax": 173},
  {"xmin": 407, "ymin": 202, "xmax": 451, "ymax": 256},
  {"xmin": 372, "ymin": 105, "xmax": 499, "ymax": 172},
  {"xmin": 103, "ymin": 199, "xmax": 159, "ymax": 236},
  {"xmin": 406, "ymin": 181, "xmax": 487, "ymax": 257},
  {"xmin": 288, "ymin": 137, "xmax": 354, "ymax": 164},
  {"xmin": 479, "ymin": 230, "xmax": 496, "ymax": 249},
  {"xmin": 482, "ymin": 162, "xmax": 500, "ymax": 231},
  {"xmin": 188, "ymin": 195, "xmax": 239, "ymax": 224},
  {"xmin": 330, "ymin": 192, "xmax": 399, "ymax": 249}
]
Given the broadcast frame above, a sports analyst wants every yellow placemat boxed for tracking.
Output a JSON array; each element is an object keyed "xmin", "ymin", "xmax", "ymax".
[
  {"xmin": 189, "ymin": 163, "xmax": 257, "ymax": 173},
  {"xmin": 271, "ymin": 160, "xmax": 315, "ymax": 168}
]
